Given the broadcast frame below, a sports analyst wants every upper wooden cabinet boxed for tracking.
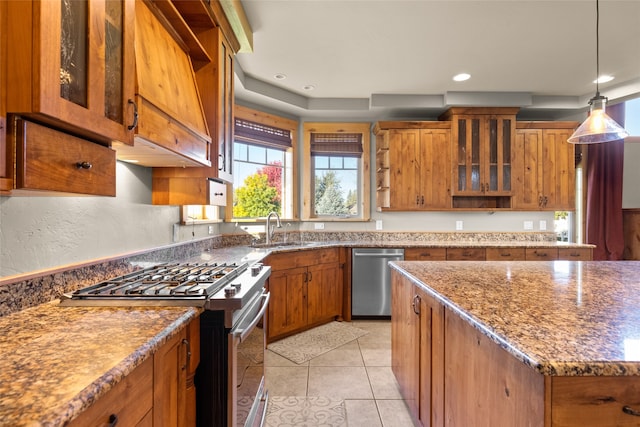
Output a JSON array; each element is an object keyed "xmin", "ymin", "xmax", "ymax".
[
  {"xmin": 0, "ymin": 0, "xmax": 9, "ymax": 193},
  {"xmin": 374, "ymin": 122, "xmax": 451, "ymax": 211},
  {"xmin": 440, "ymin": 107, "xmax": 518, "ymax": 209},
  {"xmin": 512, "ymin": 122, "xmax": 578, "ymax": 211},
  {"xmin": 5, "ymin": 0, "xmax": 136, "ymax": 146},
  {"xmin": 112, "ymin": 0, "xmax": 212, "ymax": 168}
]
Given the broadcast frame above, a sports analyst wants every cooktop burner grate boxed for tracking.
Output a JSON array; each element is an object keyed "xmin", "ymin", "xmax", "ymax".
[{"xmin": 68, "ymin": 262, "xmax": 248, "ymax": 300}]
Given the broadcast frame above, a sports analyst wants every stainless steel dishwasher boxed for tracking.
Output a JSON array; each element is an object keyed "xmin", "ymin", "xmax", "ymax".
[{"xmin": 352, "ymin": 248, "xmax": 404, "ymax": 316}]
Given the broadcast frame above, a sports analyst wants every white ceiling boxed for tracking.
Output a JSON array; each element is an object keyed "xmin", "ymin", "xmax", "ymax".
[{"xmin": 233, "ymin": 0, "xmax": 640, "ymax": 121}]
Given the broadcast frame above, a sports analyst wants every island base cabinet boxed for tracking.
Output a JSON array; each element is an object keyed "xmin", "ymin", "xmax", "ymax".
[
  {"xmin": 444, "ymin": 313, "xmax": 545, "ymax": 426},
  {"xmin": 551, "ymin": 376, "xmax": 640, "ymax": 426}
]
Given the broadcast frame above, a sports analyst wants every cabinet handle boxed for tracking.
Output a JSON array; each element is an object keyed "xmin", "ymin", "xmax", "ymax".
[
  {"xmin": 485, "ymin": 182, "xmax": 489, "ymax": 193},
  {"xmin": 623, "ymin": 406, "xmax": 640, "ymax": 416},
  {"xmin": 213, "ymin": 192, "xmax": 224, "ymax": 197},
  {"xmin": 218, "ymin": 153, "xmax": 225, "ymax": 171},
  {"xmin": 500, "ymin": 253, "xmax": 512, "ymax": 257},
  {"xmin": 421, "ymin": 195, "xmax": 424, "ymax": 205},
  {"xmin": 543, "ymin": 196, "xmax": 549, "ymax": 207},
  {"xmin": 76, "ymin": 161, "xmax": 92, "ymax": 170},
  {"xmin": 182, "ymin": 338, "xmax": 191, "ymax": 371},
  {"xmin": 108, "ymin": 414, "xmax": 119, "ymax": 426},
  {"xmin": 412, "ymin": 295, "xmax": 421, "ymax": 315},
  {"xmin": 416, "ymin": 195, "xmax": 420, "ymax": 205},
  {"xmin": 127, "ymin": 99, "xmax": 138, "ymax": 130},
  {"xmin": 538, "ymin": 195, "xmax": 544, "ymax": 207},
  {"xmin": 536, "ymin": 252, "xmax": 547, "ymax": 257},
  {"xmin": 308, "ymin": 271, "xmax": 312, "ymax": 282}
]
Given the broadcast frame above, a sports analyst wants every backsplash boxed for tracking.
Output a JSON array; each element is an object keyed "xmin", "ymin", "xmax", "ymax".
[{"xmin": 0, "ymin": 231, "xmax": 556, "ymax": 317}]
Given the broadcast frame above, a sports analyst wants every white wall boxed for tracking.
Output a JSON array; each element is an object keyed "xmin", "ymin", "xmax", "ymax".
[
  {"xmin": 0, "ymin": 162, "xmax": 217, "ymax": 278},
  {"xmin": 623, "ymin": 142, "xmax": 640, "ymax": 208}
]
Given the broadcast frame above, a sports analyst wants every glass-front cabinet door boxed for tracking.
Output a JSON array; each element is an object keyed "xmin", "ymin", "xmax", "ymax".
[
  {"xmin": 6, "ymin": 0, "xmax": 136, "ymax": 145},
  {"xmin": 452, "ymin": 113, "xmax": 515, "ymax": 196}
]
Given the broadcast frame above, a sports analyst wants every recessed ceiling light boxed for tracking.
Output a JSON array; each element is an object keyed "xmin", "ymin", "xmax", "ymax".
[
  {"xmin": 453, "ymin": 73, "xmax": 471, "ymax": 82},
  {"xmin": 594, "ymin": 75, "xmax": 614, "ymax": 84},
  {"xmin": 274, "ymin": 73, "xmax": 287, "ymax": 80},
  {"xmin": 303, "ymin": 85, "xmax": 315, "ymax": 91}
]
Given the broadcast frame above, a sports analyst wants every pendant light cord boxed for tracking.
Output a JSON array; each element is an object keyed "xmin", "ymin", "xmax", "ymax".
[{"xmin": 595, "ymin": 0, "xmax": 600, "ymax": 96}]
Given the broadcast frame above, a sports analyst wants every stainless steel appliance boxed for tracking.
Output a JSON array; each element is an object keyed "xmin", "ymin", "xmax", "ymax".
[
  {"xmin": 61, "ymin": 261, "xmax": 271, "ymax": 427},
  {"xmin": 352, "ymin": 248, "xmax": 404, "ymax": 316}
]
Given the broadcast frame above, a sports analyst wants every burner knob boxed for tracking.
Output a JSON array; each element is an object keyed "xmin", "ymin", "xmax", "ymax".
[
  {"xmin": 231, "ymin": 282, "xmax": 242, "ymax": 291},
  {"xmin": 224, "ymin": 285, "xmax": 236, "ymax": 297},
  {"xmin": 251, "ymin": 263, "xmax": 263, "ymax": 276}
]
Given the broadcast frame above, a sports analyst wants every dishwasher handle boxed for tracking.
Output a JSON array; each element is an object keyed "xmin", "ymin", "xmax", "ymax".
[{"xmin": 353, "ymin": 253, "xmax": 404, "ymax": 259}]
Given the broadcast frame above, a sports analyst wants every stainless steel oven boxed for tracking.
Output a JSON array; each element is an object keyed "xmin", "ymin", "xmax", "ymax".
[{"xmin": 60, "ymin": 261, "xmax": 271, "ymax": 427}]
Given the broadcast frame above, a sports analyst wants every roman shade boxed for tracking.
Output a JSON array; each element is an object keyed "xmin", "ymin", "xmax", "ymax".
[
  {"xmin": 234, "ymin": 118, "xmax": 292, "ymax": 149},
  {"xmin": 310, "ymin": 133, "xmax": 363, "ymax": 158}
]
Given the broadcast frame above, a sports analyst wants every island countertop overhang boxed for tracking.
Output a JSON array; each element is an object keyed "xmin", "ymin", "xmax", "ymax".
[{"xmin": 390, "ymin": 260, "xmax": 640, "ymax": 376}]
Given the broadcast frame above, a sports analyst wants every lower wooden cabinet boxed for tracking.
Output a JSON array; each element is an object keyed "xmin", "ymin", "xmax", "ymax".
[
  {"xmin": 69, "ymin": 317, "xmax": 199, "ymax": 427},
  {"xmin": 265, "ymin": 248, "xmax": 344, "ymax": 342},
  {"xmin": 404, "ymin": 246, "xmax": 589, "ymax": 262},
  {"xmin": 404, "ymin": 248, "xmax": 447, "ymax": 261},
  {"xmin": 485, "ymin": 247, "xmax": 526, "ymax": 261},
  {"xmin": 68, "ymin": 357, "xmax": 154, "ymax": 427},
  {"xmin": 391, "ymin": 274, "xmax": 444, "ymax": 427}
]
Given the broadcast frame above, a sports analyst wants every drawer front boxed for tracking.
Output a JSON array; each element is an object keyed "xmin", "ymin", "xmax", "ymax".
[
  {"xmin": 68, "ymin": 357, "xmax": 153, "ymax": 427},
  {"xmin": 404, "ymin": 247, "xmax": 447, "ymax": 261},
  {"xmin": 551, "ymin": 376, "xmax": 640, "ymax": 427},
  {"xmin": 558, "ymin": 248, "xmax": 592, "ymax": 261},
  {"xmin": 266, "ymin": 248, "xmax": 340, "ymax": 270},
  {"xmin": 16, "ymin": 119, "xmax": 116, "ymax": 196},
  {"xmin": 485, "ymin": 248, "xmax": 526, "ymax": 261},
  {"xmin": 525, "ymin": 248, "xmax": 559, "ymax": 261},
  {"xmin": 446, "ymin": 248, "xmax": 486, "ymax": 261}
]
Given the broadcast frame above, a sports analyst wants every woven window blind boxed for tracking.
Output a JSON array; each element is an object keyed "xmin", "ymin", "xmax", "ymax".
[
  {"xmin": 235, "ymin": 118, "xmax": 292, "ymax": 149},
  {"xmin": 310, "ymin": 133, "xmax": 363, "ymax": 158}
]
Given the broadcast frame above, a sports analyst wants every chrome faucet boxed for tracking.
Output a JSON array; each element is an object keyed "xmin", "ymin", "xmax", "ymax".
[{"xmin": 265, "ymin": 211, "xmax": 282, "ymax": 245}]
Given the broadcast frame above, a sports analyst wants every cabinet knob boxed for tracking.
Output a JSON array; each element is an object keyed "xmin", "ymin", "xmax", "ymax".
[
  {"xmin": 76, "ymin": 161, "xmax": 92, "ymax": 170},
  {"xmin": 108, "ymin": 414, "xmax": 119, "ymax": 426}
]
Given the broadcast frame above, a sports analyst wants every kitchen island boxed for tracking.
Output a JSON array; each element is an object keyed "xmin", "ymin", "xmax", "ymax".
[{"xmin": 390, "ymin": 260, "xmax": 640, "ymax": 427}]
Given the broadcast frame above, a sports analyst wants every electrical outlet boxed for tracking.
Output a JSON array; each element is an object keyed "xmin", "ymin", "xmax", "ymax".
[
  {"xmin": 524, "ymin": 221, "xmax": 534, "ymax": 230},
  {"xmin": 208, "ymin": 225, "xmax": 214, "ymax": 235},
  {"xmin": 455, "ymin": 220, "xmax": 463, "ymax": 231},
  {"xmin": 375, "ymin": 220, "xmax": 383, "ymax": 230},
  {"xmin": 173, "ymin": 224, "xmax": 180, "ymax": 242},
  {"xmin": 539, "ymin": 220, "xmax": 547, "ymax": 231},
  {"xmin": 314, "ymin": 222, "xmax": 325, "ymax": 230}
]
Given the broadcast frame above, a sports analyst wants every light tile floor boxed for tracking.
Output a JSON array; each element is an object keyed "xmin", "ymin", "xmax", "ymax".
[{"xmin": 265, "ymin": 320, "xmax": 416, "ymax": 427}]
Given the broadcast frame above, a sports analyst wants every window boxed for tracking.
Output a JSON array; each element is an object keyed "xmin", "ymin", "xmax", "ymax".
[
  {"xmin": 231, "ymin": 106, "xmax": 298, "ymax": 220},
  {"xmin": 303, "ymin": 123, "xmax": 370, "ymax": 221},
  {"xmin": 625, "ymin": 97, "xmax": 640, "ymax": 141}
]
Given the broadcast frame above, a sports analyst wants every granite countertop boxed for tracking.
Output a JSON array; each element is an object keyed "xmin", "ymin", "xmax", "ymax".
[
  {"xmin": 391, "ymin": 260, "xmax": 640, "ymax": 377},
  {"xmin": 0, "ymin": 301, "xmax": 200, "ymax": 426}
]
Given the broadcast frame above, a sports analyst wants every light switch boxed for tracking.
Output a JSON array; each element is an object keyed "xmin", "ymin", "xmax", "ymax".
[
  {"xmin": 524, "ymin": 221, "xmax": 534, "ymax": 230},
  {"xmin": 539, "ymin": 220, "xmax": 547, "ymax": 231},
  {"xmin": 455, "ymin": 221, "xmax": 463, "ymax": 231},
  {"xmin": 375, "ymin": 220, "xmax": 383, "ymax": 230}
]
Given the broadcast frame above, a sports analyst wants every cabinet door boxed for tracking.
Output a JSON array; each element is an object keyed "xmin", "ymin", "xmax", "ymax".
[
  {"xmin": 0, "ymin": 0, "xmax": 10, "ymax": 193},
  {"xmin": 541, "ymin": 129, "xmax": 575, "ymax": 210},
  {"xmin": 154, "ymin": 327, "xmax": 188, "ymax": 427},
  {"xmin": 6, "ymin": 0, "xmax": 136, "ymax": 145},
  {"xmin": 453, "ymin": 115, "xmax": 513, "ymax": 196},
  {"xmin": 215, "ymin": 29, "xmax": 234, "ymax": 182},
  {"xmin": 404, "ymin": 248, "xmax": 447, "ymax": 261},
  {"xmin": 391, "ymin": 272, "xmax": 420, "ymax": 421},
  {"xmin": 268, "ymin": 266, "xmax": 307, "ymax": 340},
  {"xmin": 513, "ymin": 126, "xmax": 576, "ymax": 211},
  {"xmin": 307, "ymin": 261, "xmax": 342, "ymax": 325},
  {"xmin": 389, "ymin": 129, "xmax": 422, "ymax": 209},
  {"xmin": 419, "ymin": 129, "xmax": 451, "ymax": 209}
]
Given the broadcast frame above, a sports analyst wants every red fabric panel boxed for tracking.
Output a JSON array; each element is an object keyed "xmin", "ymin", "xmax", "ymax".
[{"xmin": 585, "ymin": 102, "xmax": 626, "ymax": 260}]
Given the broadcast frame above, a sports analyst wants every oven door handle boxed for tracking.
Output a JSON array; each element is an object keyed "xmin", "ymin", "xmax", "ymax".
[{"xmin": 232, "ymin": 290, "xmax": 270, "ymax": 342}]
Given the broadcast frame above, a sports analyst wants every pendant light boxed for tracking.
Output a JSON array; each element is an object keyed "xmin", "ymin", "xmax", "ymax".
[{"xmin": 568, "ymin": 0, "xmax": 628, "ymax": 144}]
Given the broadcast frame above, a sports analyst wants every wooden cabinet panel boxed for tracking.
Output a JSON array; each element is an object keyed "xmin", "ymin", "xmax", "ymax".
[
  {"xmin": 551, "ymin": 376, "xmax": 640, "ymax": 427},
  {"xmin": 68, "ymin": 358, "xmax": 153, "ymax": 427},
  {"xmin": 307, "ymin": 262, "xmax": 343, "ymax": 325},
  {"xmin": 525, "ymin": 248, "xmax": 559, "ymax": 261},
  {"xmin": 375, "ymin": 124, "xmax": 451, "ymax": 211},
  {"xmin": 153, "ymin": 327, "xmax": 187, "ymax": 427},
  {"xmin": 0, "ymin": 0, "xmax": 11, "ymax": 193},
  {"xmin": 444, "ymin": 313, "xmax": 545, "ymax": 426},
  {"xmin": 404, "ymin": 248, "xmax": 447, "ymax": 261},
  {"xmin": 513, "ymin": 123, "xmax": 578, "ymax": 211},
  {"xmin": 6, "ymin": 0, "xmax": 136, "ymax": 145},
  {"xmin": 623, "ymin": 209, "xmax": 640, "ymax": 260},
  {"xmin": 557, "ymin": 248, "xmax": 592, "ymax": 261},
  {"xmin": 446, "ymin": 248, "xmax": 486, "ymax": 261},
  {"xmin": 266, "ymin": 248, "xmax": 343, "ymax": 342},
  {"xmin": 485, "ymin": 247, "xmax": 526, "ymax": 261},
  {"xmin": 14, "ymin": 119, "xmax": 116, "ymax": 196},
  {"xmin": 267, "ymin": 266, "xmax": 307, "ymax": 339}
]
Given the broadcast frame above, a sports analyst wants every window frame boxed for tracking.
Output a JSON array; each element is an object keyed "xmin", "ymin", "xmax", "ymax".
[
  {"xmin": 302, "ymin": 122, "xmax": 371, "ymax": 222},
  {"xmin": 227, "ymin": 105, "xmax": 299, "ymax": 222}
]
